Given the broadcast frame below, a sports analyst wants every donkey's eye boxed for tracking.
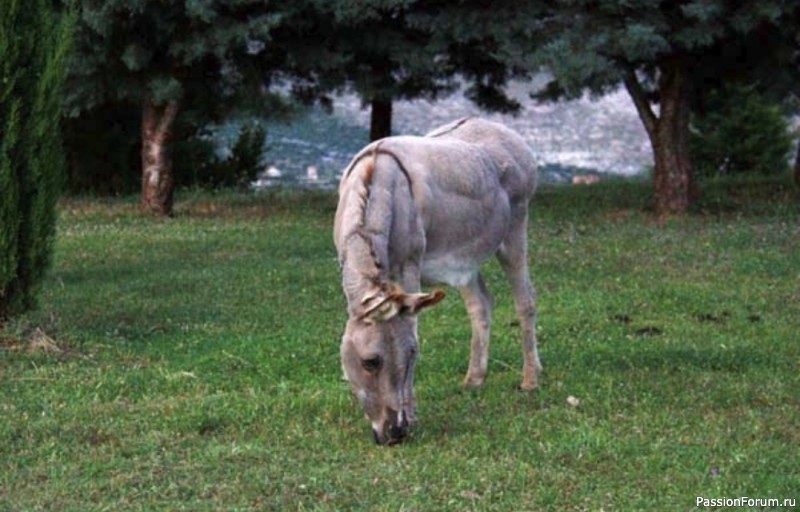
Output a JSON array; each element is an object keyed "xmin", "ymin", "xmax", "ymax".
[{"xmin": 361, "ymin": 356, "xmax": 383, "ymax": 373}]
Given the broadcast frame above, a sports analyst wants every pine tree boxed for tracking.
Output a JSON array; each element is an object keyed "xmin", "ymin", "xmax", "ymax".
[
  {"xmin": 1, "ymin": 0, "xmax": 75, "ymax": 322},
  {"xmin": 794, "ymin": 144, "xmax": 800, "ymax": 188},
  {"xmin": 691, "ymin": 85, "xmax": 793, "ymax": 179},
  {"xmin": 532, "ymin": 0, "xmax": 800, "ymax": 215},
  {"xmin": 408, "ymin": 0, "xmax": 544, "ymax": 114},
  {"xmin": 65, "ymin": 1, "xmax": 286, "ymax": 215},
  {"xmin": 279, "ymin": 1, "xmax": 541, "ymax": 141},
  {"xmin": 285, "ymin": 1, "xmax": 458, "ymax": 141}
]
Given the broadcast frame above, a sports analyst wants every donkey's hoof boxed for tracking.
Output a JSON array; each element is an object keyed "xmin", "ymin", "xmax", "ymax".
[
  {"xmin": 517, "ymin": 381, "xmax": 539, "ymax": 392},
  {"xmin": 462, "ymin": 375, "xmax": 486, "ymax": 388}
]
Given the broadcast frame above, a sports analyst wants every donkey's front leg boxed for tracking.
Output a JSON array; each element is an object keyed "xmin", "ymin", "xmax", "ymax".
[{"xmin": 459, "ymin": 273, "xmax": 493, "ymax": 388}]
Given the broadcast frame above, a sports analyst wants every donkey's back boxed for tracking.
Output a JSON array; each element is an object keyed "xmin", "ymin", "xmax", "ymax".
[
  {"xmin": 425, "ymin": 117, "xmax": 538, "ymax": 201},
  {"xmin": 376, "ymin": 117, "xmax": 538, "ymax": 288}
]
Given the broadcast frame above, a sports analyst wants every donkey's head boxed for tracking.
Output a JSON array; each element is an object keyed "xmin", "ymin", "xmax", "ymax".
[{"xmin": 341, "ymin": 283, "xmax": 445, "ymax": 445}]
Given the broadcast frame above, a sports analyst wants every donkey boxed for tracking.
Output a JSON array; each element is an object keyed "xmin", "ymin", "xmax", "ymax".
[{"xmin": 333, "ymin": 117, "xmax": 541, "ymax": 445}]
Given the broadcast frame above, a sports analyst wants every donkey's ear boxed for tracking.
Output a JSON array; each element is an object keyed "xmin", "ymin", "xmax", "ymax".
[
  {"xmin": 361, "ymin": 294, "xmax": 400, "ymax": 324},
  {"xmin": 360, "ymin": 286, "xmax": 445, "ymax": 323},
  {"xmin": 360, "ymin": 283, "xmax": 402, "ymax": 324},
  {"xmin": 399, "ymin": 289, "xmax": 446, "ymax": 316}
]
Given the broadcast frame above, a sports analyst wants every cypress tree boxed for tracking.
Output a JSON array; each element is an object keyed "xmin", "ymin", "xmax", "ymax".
[{"xmin": 0, "ymin": 0, "xmax": 74, "ymax": 322}]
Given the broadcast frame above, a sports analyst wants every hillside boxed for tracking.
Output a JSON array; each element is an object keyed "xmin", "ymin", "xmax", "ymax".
[{"xmin": 222, "ymin": 81, "xmax": 653, "ymax": 187}]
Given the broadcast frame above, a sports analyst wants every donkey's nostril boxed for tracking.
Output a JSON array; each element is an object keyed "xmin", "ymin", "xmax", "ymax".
[
  {"xmin": 373, "ymin": 410, "xmax": 411, "ymax": 446},
  {"xmin": 387, "ymin": 424, "xmax": 407, "ymax": 443},
  {"xmin": 387, "ymin": 414, "xmax": 409, "ymax": 444}
]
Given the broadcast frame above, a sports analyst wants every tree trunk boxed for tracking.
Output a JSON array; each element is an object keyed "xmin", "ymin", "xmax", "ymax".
[
  {"xmin": 651, "ymin": 61, "xmax": 695, "ymax": 214},
  {"xmin": 793, "ymin": 139, "xmax": 800, "ymax": 188},
  {"xmin": 624, "ymin": 60, "xmax": 695, "ymax": 216},
  {"xmin": 141, "ymin": 97, "xmax": 179, "ymax": 216},
  {"xmin": 369, "ymin": 97, "xmax": 392, "ymax": 141}
]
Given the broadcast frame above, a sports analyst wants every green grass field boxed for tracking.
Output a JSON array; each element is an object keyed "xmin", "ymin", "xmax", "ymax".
[{"xmin": 2, "ymin": 178, "xmax": 799, "ymax": 510}]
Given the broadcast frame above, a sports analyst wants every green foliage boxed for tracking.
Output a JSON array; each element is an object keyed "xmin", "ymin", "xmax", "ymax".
[
  {"xmin": 282, "ymin": 1, "xmax": 537, "ymax": 121},
  {"xmin": 533, "ymin": 1, "xmax": 798, "ymax": 99},
  {"xmin": 61, "ymin": 1, "xmax": 318, "ymax": 206},
  {"xmin": 62, "ymin": 103, "xmax": 140, "ymax": 195},
  {"xmin": 176, "ymin": 123, "xmax": 266, "ymax": 190},
  {"xmin": 0, "ymin": 2, "xmax": 22, "ymax": 314},
  {"xmin": 219, "ymin": 123, "xmax": 266, "ymax": 189},
  {"xmin": 408, "ymin": 1, "xmax": 544, "ymax": 113},
  {"xmin": 64, "ymin": 111, "xmax": 267, "ymax": 195},
  {"xmin": 2, "ymin": 180, "xmax": 799, "ymax": 509},
  {"xmin": 65, "ymin": 1, "xmax": 288, "ymax": 119},
  {"xmin": 531, "ymin": 1, "xmax": 799, "ymax": 214},
  {"xmin": 691, "ymin": 86, "xmax": 794, "ymax": 179},
  {"xmin": 0, "ymin": 0, "xmax": 75, "ymax": 321},
  {"xmin": 291, "ymin": 1, "xmax": 458, "ymax": 107}
]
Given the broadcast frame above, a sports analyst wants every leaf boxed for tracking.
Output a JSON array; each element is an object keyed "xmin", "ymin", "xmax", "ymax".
[
  {"xmin": 185, "ymin": 0, "xmax": 218, "ymax": 23},
  {"xmin": 121, "ymin": 43, "xmax": 151, "ymax": 71},
  {"xmin": 147, "ymin": 75, "xmax": 183, "ymax": 103}
]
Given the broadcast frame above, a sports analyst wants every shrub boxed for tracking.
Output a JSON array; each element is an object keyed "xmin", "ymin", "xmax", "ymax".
[
  {"xmin": 178, "ymin": 122, "xmax": 266, "ymax": 190},
  {"xmin": 65, "ymin": 113, "xmax": 267, "ymax": 194},
  {"xmin": 63, "ymin": 103, "xmax": 141, "ymax": 195},
  {"xmin": 691, "ymin": 85, "xmax": 794, "ymax": 179}
]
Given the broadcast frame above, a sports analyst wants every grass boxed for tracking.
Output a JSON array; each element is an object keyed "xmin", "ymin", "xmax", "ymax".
[{"xmin": 2, "ymin": 178, "xmax": 799, "ymax": 511}]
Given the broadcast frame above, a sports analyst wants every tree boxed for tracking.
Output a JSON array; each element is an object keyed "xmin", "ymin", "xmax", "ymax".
[
  {"xmin": 686, "ymin": 6, "xmax": 800, "ymax": 187},
  {"xmin": 1, "ymin": 0, "xmax": 75, "ymax": 322},
  {"xmin": 280, "ymin": 1, "xmax": 458, "ymax": 141},
  {"xmin": 62, "ymin": 103, "xmax": 141, "ymax": 195},
  {"xmin": 777, "ymin": 38, "xmax": 800, "ymax": 188},
  {"xmin": 65, "ymin": 1, "xmax": 285, "ymax": 215},
  {"xmin": 691, "ymin": 85, "xmax": 793, "ymax": 179},
  {"xmin": 533, "ymin": 1, "xmax": 800, "ymax": 215},
  {"xmin": 282, "ymin": 1, "xmax": 544, "ymax": 141},
  {"xmin": 795, "ymin": 142, "xmax": 800, "ymax": 188},
  {"xmin": 408, "ymin": 0, "xmax": 545, "ymax": 114}
]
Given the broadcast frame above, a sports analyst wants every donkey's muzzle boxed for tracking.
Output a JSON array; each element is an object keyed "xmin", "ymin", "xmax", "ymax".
[{"xmin": 373, "ymin": 412, "xmax": 409, "ymax": 445}]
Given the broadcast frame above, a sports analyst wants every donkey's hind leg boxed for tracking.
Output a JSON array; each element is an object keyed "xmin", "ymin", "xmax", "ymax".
[
  {"xmin": 459, "ymin": 272, "xmax": 493, "ymax": 388},
  {"xmin": 497, "ymin": 211, "xmax": 541, "ymax": 391}
]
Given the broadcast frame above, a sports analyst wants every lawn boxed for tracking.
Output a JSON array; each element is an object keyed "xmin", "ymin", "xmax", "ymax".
[{"xmin": 1, "ymin": 178, "xmax": 799, "ymax": 511}]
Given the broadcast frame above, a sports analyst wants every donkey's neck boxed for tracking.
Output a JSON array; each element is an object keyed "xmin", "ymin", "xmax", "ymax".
[
  {"xmin": 338, "ymin": 162, "xmax": 393, "ymax": 311},
  {"xmin": 338, "ymin": 150, "xmax": 420, "ymax": 311}
]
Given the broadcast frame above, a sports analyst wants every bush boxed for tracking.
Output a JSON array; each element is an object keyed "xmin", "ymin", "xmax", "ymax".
[
  {"xmin": 65, "ymin": 108, "xmax": 220, "ymax": 195},
  {"xmin": 177, "ymin": 122, "xmax": 266, "ymax": 190},
  {"xmin": 1, "ymin": 0, "xmax": 75, "ymax": 321},
  {"xmin": 63, "ymin": 103, "xmax": 141, "ymax": 195},
  {"xmin": 691, "ymin": 85, "xmax": 794, "ymax": 179},
  {"xmin": 65, "ymin": 113, "xmax": 267, "ymax": 194}
]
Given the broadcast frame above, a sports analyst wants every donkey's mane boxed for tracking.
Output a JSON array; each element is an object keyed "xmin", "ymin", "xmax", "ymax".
[
  {"xmin": 341, "ymin": 144, "xmax": 381, "ymax": 279},
  {"xmin": 343, "ymin": 143, "xmax": 413, "ymax": 189},
  {"xmin": 343, "ymin": 140, "xmax": 415, "ymax": 236},
  {"xmin": 340, "ymin": 142, "xmax": 415, "ymax": 296},
  {"xmin": 426, "ymin": 116, "xmax": 472, "ymax": 138}
]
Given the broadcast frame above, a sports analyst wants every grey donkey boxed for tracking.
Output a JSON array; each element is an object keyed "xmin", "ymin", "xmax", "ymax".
[{"xmin": 333, "ymin": 117, "xmax": 541, "ymax": 445}]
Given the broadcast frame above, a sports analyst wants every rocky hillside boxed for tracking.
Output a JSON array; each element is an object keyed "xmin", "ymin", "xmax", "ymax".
[{"xmin": 239, "ymin": 81, "xmax": 653, "ymax": 188}]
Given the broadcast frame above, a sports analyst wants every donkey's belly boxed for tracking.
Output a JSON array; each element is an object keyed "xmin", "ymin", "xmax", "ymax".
[
  {"xmin": 420, "ymin": 235, "xmax": 502, "ymax": 288},
  {"xmin": 421, "ymin": 254, "xmax": 478, "ymax": 287},
  {"xmin": 418, "ymin": 194, "xmax": 510, "ymax": 288}
]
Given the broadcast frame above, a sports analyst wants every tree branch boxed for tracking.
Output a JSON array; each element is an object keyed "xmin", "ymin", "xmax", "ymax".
[
  {"xmin": 155, "ymin": 100, "xmax": 180, "ymax": 140},
  {"xmin": 622, "ymin": 67, "xmax": 657, "ymax": 140}
]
